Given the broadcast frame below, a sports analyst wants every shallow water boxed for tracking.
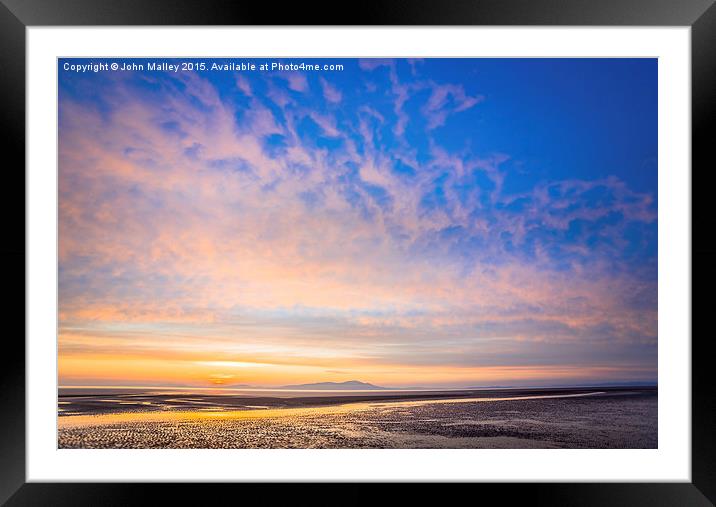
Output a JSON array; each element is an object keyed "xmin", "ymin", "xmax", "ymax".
[{"xmin": 58, "ymin": 388, "xmax": 657, "ymax": 449}]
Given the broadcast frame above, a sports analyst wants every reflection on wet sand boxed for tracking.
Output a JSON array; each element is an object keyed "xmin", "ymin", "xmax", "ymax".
[
  {"xmin": 58, "ymin": 390, "xmax": 606, "ymax": 427},
  {"xmin": 57, "ymin": 387, "xmax": 656, "ymax": 449}
]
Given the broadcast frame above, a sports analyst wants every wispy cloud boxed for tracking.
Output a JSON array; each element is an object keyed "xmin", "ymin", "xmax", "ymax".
[
  {"xmin": 58, "ymin": 58, "xmax": 657, "ymax": 387},
  {"xmin": 320, "ymin": 77, "xmax": 342, "ymax": 103},
  {"xmin": 421, "ymin": 82, "xmax": 483, "ymax": 129},
  {"xmin": 282, "ymin": 71, "xmax": 309, "ymax": 92}
]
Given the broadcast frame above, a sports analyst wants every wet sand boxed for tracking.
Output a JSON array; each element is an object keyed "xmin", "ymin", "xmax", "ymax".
[{"xmin": 58, "ymin": 387, "xmax": 657, "ymax": 449}]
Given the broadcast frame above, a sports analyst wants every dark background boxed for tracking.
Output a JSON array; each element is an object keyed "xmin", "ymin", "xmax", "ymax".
[{"xmin": 1, "ymin": 0, "xmax": 714, "ymax": 505}]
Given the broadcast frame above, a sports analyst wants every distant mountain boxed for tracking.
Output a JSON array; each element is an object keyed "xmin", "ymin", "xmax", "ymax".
[{"xmin": 281, "ymin": 380, "xmax": 387, "ymax": 390}]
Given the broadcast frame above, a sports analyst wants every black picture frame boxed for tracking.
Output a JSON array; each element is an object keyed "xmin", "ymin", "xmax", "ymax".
[{"xmin": 1, "ymin": 0, "xmax": 713, "ymax": 503}]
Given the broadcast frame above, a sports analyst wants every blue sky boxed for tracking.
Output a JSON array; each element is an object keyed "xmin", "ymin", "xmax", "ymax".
[{"xmin": 58, "ymin": 58, "xmax": 657, "ymax": 387}]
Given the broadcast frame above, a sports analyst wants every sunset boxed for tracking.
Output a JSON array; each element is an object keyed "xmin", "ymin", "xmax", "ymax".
[{"xmin": 57, "ymin": 58, "xmax": 657, "ymax": 449}]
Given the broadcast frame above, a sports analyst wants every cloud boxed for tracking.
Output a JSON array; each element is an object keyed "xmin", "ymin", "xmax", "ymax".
[
  {"xmin": 359, "ymin": 59, "xmax": 483, "ymax": 135},
  {"xmin": 57, "ymin": 59, "xmax": 657, "ymax": 387},
  {"xmin": 421, "ymin": 82, "xmax": 484, "ymax": 130},
  {"xmin": 282, "ymin": 72, "xmax": 309, "ymax": 92},
  {"xmin": 307, "ymin": 111, "xmax": 341, "ymax": 137},
  {"xmin": 358, "ymin": 59, "xmax": 394, "ymax": 71},
  {"xmin": 235, "ymin": 75, "xmax": 252, "ymax": 96},
  {"xmin": 319, "ymin": 77, "xmax": 342, "ymax": 103}
]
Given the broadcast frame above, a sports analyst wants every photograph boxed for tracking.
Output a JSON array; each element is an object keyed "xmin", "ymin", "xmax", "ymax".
[{"xmin": 57, "ymin": 57, "xmax": 658, "ymax": 450}]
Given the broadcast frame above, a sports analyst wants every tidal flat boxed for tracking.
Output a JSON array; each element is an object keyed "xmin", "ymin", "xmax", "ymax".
[{"xmin": 57, "ymin": 387, "xmax": 657, "ymax": 449}]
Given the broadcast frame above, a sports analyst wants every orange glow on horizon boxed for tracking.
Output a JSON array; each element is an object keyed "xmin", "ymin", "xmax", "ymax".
[
  {"xmin": 56, "ymin": 59, "xmax": 657, "ymax": 391},
  {"xmin": 58, "ymin": 348, "xmax": 651, "ymax": 389}
]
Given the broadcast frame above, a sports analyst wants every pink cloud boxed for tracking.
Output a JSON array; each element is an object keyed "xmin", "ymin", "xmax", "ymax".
[
  {"xmin": 58, "ymin": 68, "xmax": 656, "ymax": 383},
  {"xmin": 319, "ymin": 77, "xmax": 342, "ymax": 103}
]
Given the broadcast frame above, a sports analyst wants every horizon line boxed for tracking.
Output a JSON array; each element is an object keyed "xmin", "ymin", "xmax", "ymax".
[{"xmin": 58, "ymin": 381, "xmax": 658, "ymax": 391}]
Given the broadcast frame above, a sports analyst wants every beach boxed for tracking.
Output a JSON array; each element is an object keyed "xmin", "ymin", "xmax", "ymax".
[{"xmin": 58, "ymin": 387, "xmax": 657, "ymax": 449}]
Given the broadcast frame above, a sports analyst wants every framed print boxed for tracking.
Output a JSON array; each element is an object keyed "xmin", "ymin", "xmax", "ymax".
[{"xmin": 2, "ymin": 0, "xmax": 714, "ymax": 503}]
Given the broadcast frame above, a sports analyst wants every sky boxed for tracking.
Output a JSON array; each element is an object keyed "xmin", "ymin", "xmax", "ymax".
[{"xmin": 58, "ymin": 58, "xmax": 657, "ymax": 388}]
